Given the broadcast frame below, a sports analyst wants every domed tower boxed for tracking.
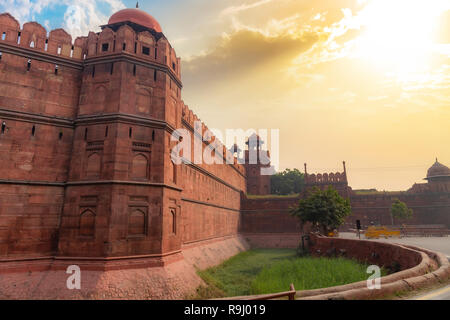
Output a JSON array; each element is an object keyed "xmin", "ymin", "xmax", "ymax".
[
  {"xmin": 244, "ymin": 134, "xmax": 272, "ymax": 195},
  {"xmin": 425, "ymin": 159, "xmax": 450, "ymax": 183},
  {"xmin": 58, "ymin": 7, "xmax": 183, "ymax": 262},
  {"xmin": 424, "ymin": 159, "xmax": 450, "ymax": 192}
]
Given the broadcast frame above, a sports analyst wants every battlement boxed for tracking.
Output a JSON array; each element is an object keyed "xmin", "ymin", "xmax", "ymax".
[
  {"xmin": 304, "ymin": 161, "xmax": 348, "ymax": 185},
  {"xmin": 0, "ymin": 13, "xmax": 87, "ymax": 61},
  {"xmin": 85, "ymin": 25, "xmax": 180, "ymax": 79},
  {"xmin": 0, "ymin": 12, "xmax": 181, "ymax": 80},
  {"xmin": 179, "ymin": 101, "xmax": 246, "ymax": 175}
]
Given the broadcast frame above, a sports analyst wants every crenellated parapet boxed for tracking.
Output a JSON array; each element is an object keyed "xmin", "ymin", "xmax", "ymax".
[
  {"xmin": 179, "ymin": 101, "xmax": 245, "ymax": 174},
  {"xmin": 303, "ymin": 161, "xmax": 350, "ymax": 198},
  {"xmin": 86, "ymin": 21, "xmax": 181, "ymax": 80},
  {"xmin": 0, "ymin": 12, "xmax": 181, "ymax": 79},
  {"xmin": 304, "ymin": 161, "xmax": 348, "ymax": 185},
  {"xmin": 0, "ymin": 13, "xmax": 87, "ymax": 60}
]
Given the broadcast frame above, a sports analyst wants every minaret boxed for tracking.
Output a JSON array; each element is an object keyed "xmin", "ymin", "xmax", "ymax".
[{"xmin": 304, "ymin": 163, "xmax": 308, "ymax": 184}]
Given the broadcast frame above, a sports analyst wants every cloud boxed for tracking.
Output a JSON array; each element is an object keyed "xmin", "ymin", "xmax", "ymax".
[
  {"xmin": 221, "ymin": 0, "xmax": 274, "ymax": 16},
  {"xmin": 0, "ymin": 0, "xmax": 126, "ymax": 38},
  {"xmin": 182, "ymin": 25, "xmax": 319, "ymax": 89}
]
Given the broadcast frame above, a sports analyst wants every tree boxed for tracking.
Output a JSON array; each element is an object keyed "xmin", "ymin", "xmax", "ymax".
[
  {"xmin": 271, "ymin": 168, "xmax": 305, "ymax": 195},
  {"xmin": 390, "ymin": 198, "xmax": 413, "ymax": 223},
  {"xmin": 290, "ymin": 186, "xmax": 351, "ymax": 235}
]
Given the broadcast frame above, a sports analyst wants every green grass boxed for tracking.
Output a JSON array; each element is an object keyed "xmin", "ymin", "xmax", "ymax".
[{"xmin": 191, "ymin": 249, "xmax": 386, "ymax": 299}]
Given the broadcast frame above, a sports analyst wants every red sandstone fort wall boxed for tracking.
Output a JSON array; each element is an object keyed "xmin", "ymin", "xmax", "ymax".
[
  {"xmin": 349, "ymin": 192, "xmax": 450, "ymax": 228},
  {"xmin": 0, "ymin": 13, "xmax": 83, "ymax": 257},
  {"xmin": 0, "ymin": 12, "xmax": 247, "ymax": 261}
]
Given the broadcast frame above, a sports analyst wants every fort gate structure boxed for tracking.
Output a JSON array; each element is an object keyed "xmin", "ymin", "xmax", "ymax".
[{"xmin": 0, "ymin": 8, "xmax": 448, "ymax": 299}]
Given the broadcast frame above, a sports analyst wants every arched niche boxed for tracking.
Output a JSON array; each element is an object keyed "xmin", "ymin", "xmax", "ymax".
[
  {"xmin": 79, "ymin": 209, "xmax": 95, "ymax": 237},
  {"xmin": 131, "ymin": 153, "xmax": 149, "ymax": 180},
  {"xmin": 128, "ymin": 208, "xmax": 146, "ymax": 236},
  {"xmin": 86, "ymin": 152, "xmax": 101, "ymax": 179}
]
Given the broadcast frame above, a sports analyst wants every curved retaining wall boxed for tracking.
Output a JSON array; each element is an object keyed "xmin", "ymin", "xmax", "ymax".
[
  {"xmin": 219, "ymin": 234, "xmax": 449, "ymax": 300},
  {"xmin": 296, "ymin": 233, "xmax": 449, "ymax": 299}
]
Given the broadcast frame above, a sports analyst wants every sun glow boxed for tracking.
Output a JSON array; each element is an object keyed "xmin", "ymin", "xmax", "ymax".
[{"xmin": 352, "ymin": 0, "xmax": 449, "ymax": 79}]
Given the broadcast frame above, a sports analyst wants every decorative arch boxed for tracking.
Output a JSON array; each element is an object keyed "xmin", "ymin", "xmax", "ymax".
[
  {"xmin": 79, "ymin": 209, "xmax": 95, "ymax": 237},
  {"xmin": 128, "ymin": 208, "xmax": 146, "ymax": 236},
  {"xmin": 86, "ymin": 152, "xmax": 101, "ymax": 179},
  {"xmin": 131, "ymin": 153, "xmax": 149, "ymax": 179}
]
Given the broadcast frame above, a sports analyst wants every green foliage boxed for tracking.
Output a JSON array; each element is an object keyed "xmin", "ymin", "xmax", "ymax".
[
  {"xmin": 271, "ymin": 168, "xmax": 305, "ymax": 195},
  {"xmin": 195, "ymin": 249, "xmax": 295, "ymax": 297},
  {"xmin": 290, "ymin": 186, "xmax": 351, "ymax": 234},
  {"xmin": 390, "ymin": 198, "xmax": 413, "ymax": 220},
  {"xmin": 251, "ymin": 256, "xmax": 385, "ymax": 294},
  {"xmin": 192, "ymin": 249, "xmax": 382, "ymax": 298}
]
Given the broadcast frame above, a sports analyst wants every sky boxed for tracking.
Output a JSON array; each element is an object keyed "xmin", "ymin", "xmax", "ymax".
[{"xmin": 1, "ymin": 0, "xmax": 449, "ymax": 191}]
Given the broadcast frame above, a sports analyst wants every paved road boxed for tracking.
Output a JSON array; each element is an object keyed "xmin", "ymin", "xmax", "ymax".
[
  {"xmin": 339, "ymin": 232, "xmax": 450, "ymax": 300},
  {"xmin": 339, "ymin": 232, "xmax": 450, "ymax": 256},
  {"xmin": 410, "ymin": 284, "xmax": 450, "ymax": 300}
]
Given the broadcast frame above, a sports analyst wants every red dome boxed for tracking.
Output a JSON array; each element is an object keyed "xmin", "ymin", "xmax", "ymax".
[
  {"xmin": 426, "ymin": 159, "xmax": 450, "ymax": 179},
  {"xmin": 108, "ymin": 9, "xmax": 162, "ymax": 32}
]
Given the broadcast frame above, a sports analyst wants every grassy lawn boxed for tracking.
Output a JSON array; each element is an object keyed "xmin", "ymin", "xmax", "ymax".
[{"xmin": 191, "ymin": 249, "xmax": 385, "ymax": 299}]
